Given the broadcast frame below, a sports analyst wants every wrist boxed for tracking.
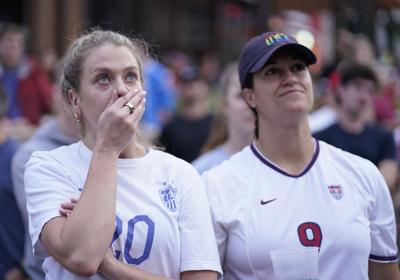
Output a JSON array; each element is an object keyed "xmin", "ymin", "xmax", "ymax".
[
  {"xmin": 98, "ymin": 252, "xmax": 118, "ymax": 278},
  {"xmin": 93, "ymin": 144, "xmax": 120, "ymax": 160}
]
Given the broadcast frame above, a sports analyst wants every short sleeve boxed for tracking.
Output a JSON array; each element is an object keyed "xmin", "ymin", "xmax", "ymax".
[
  {"xmin": 177, "ymin": 165, "xmax": 222, "ymax": 274},
  {"xmin": 24, "ymin": 151, "xmax": 79, "ymax": 258},
  {"xmin": 368, "ymin": 168, "xmax": 398, "ymax": 263},
  {"xmin": 202, "ymin": 171, "xmax": 228, "ymax": 267}
]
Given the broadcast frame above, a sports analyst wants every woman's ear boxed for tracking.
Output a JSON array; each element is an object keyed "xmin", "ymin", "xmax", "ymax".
[
  {"xmin": 68, "ymin": 89, "xmax": 83, "ymax": 123},
  {"xmin": 68, "ymin": 89, "xmax": 80, "ymax": 110},
  {"xmin": 242, "ymin": 88, "xmax": 256, "ymax": 109}
]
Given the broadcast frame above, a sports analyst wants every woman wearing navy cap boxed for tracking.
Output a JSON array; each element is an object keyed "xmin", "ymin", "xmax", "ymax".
[{"xmin": 202, "ymin": 31, "xmax": 400, "ymax": 279}]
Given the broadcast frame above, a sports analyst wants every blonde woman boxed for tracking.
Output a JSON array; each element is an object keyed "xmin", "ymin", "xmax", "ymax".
[{"xmin": 24, "ymin": 30, "xmax": 221, "ymax": 280}]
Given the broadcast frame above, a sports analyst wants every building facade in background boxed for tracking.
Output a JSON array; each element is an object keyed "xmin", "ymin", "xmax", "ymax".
[{"xmin": 1, "ymin": 0, "xmax": 399, "ymax": 70}]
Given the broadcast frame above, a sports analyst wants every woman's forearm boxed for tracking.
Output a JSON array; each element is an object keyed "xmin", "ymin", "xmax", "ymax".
[
  {"xmin": 99, "ymin": 251, "xmax": 174, "ymax": 280},
  {"xmin": 57, "ymin": 148, "xmax": 119, "ymax": 271}
]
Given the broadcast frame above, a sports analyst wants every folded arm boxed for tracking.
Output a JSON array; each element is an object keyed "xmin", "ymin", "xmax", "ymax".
[{"xmin": 40, "ymin": 149, "xmax": 119, "ymax": 276}]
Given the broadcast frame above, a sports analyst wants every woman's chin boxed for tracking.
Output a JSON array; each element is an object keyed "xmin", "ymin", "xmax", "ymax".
[{"xmin": 285, "ymin": 101, "xmax": 310, "ymax": 115}]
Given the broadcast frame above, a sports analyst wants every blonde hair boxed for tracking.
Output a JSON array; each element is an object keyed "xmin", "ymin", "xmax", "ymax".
[
  {"xmin": 200, "ymin": 62, "xmax": 238, "ymax": 154},
  {"xmin": 60, "ymin": 29, "xmax": 146, "ymax": 103}
]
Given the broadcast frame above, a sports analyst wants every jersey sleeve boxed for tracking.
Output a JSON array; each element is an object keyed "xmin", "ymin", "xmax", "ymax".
[
  {"xmin": 178, "ymin": 164, "xmax": 222, "ymax": 274},
  {"xmin": 24, "ymin": 151, "xmax": 79, "ymax": 258},
  {"xmin": 368, "ymin": 165, "xmax": 398, "ymax": 263},
  {"xmin": 202, "ymin": 170, "xmax": 228, "ymax": 268}
]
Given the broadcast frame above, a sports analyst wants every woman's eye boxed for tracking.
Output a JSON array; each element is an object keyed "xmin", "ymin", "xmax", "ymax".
[
  {"xmin": 126, "ymin": 72, "xmax": 138, "ymax": 82},
  {"xmin": 265, "ymin": 68, "xmax": 279, "ymax": 76},
  {"xmin": 293, "ymin": 63, "xmax": 307, "ymax": 72},
  {"xmin": 96, "ymin": 74, "xmax": 110, "ymax": 84}
]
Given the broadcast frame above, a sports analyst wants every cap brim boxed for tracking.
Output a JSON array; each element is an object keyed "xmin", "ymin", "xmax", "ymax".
[{"xmin": 249, "ymin": 43, "xmax": 317, "ymax": 74}]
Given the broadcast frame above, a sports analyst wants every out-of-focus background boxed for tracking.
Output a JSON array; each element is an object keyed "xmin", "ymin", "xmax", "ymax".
[
  {"xmin": 3, "ymin": 0, "xmax": 400, "ymax": 68},
  {"xmin": 1, "ymin": 1, "xmax": 400, "ymax": 279}
]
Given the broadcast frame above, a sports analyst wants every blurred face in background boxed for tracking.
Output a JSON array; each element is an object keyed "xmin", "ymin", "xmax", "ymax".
[
  {"xmin": 178, "ymin": 78, "xmax": 210, "ymax": 106},
  {"xmin": 338, "ymin": 78, "xmax": 376, "ymax": 119},
  {"xmin": 224, "ymin": 76, "xmax": 255, "ymax": 136},
  {"xmin": 353, "ymin": 36, "xmax": 374, "ymax": 65},
  {"xmin": 0, "ymin": 31, "xmax": 25, "ymax": 68}
]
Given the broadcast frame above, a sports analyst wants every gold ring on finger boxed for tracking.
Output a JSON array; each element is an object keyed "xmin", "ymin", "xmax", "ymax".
[{"xmin": 124, "ymin": 102, "xmax": 135, "ymax": 114}]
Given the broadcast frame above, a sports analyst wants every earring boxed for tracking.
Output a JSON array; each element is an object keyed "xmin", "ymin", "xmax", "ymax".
[{"xmin": 73, "ymin": 112, "xmax": 81, "ymax": 122}]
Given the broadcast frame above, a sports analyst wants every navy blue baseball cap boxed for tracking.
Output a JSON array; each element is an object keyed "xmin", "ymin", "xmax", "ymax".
[{"xmin": 238, "ymin": 31, "xmax": 317, "ymax": 89}]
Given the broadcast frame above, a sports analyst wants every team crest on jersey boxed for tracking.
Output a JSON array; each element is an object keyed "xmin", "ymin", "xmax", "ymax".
[
  {"xmin": 328, "ymin": 185, "xmax": 343, "ymax": 200},
  {"xmin": 159, "ymin": 182, "xmax": 177, "ymax": 212}
]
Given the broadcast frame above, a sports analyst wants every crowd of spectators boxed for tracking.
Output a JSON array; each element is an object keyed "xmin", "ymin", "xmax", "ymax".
[{"xmin": 1, "ymin": 20, "xmax": 400, "ymax": 279}]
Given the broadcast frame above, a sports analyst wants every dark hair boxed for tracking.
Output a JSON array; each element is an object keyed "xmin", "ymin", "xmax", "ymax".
[
  {"xmin": 338, "ymin": 61, "xmax": 379, "ymax": 87},
  {"xmin": 0, "ymin": 22, "xmax": 28, "ymax": 41},
  {"xmin": 0, "ymin": 86, "xmax": 8, "ymax": 120},
  {"xmin": 242, "ymin": 73, "xmax": 259, "ymax": 138},
  {"xmin": 250, "ymin": 106, "xmax": 259, "ymax": 139},
  {"xmin": 244, "ymin": 73, "xmax": 254, "ymax": 90}
]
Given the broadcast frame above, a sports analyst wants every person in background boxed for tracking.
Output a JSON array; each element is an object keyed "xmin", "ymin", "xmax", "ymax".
[
  {"xmin": 373, "ymin": 68, "xmax": 400, "ymax": 131},
  {"xmin": 24, "ymin": 29, "xmax": 221, "ymax": 280},
  {"xmin": 192, "ymin": 62, "xmax": 254, "ymax": 174},
  {"xmin": 0, "ymin": 86, "xmax": 24, "ymax": 279},
  {"xmin": 159, "ymin": 65, "xmax": 213, "ymax": 162},
  {"xmin": 141, "ymin": 57, "xmax": 177, "ymax": 141},
  {"xmin": 164, "ymin": 50, "xmax": 191, "ymax": 81},
  {"xmin": 203, "ymin": 31, "xmax": 399, "ymax": 279},
  {"xmin": 314, "ymin": 62, "xmax": 398, "ymax": 196},
  {"xmin": 39, "ymin": 48, "xmax": 60, "ymax": 84},
  {"xmin": 11, "ymin": 75, "xmax": 79, "ymax": 280},
  {"xmin": 308, "ymin": 28, "xmax": 357, "ymax": 135},
  {"xmin": 199, "ymin": 51, "xmax": 220, "ymax": 87},
  {"xmin": 0, "ymin": 22, "xmax": 52, "ymax": 139},
  {"xmin": 307, "ymin": 69, "xmax": 339, "ymax": 134}
]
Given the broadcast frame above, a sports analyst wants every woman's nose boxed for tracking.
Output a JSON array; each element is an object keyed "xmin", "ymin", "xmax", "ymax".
[
  {"xmin": 283, "ymin": 70, "xmax": 298, "ymax": 86},
  {"xmin": 115, "ymin": 78, "xmax": 129, "ymax": 97}
]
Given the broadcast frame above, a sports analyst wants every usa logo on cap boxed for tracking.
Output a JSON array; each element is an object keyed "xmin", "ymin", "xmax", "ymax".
[{"xmin": 328, "ymin": 185, "xmax": 343, "ymax": 200}]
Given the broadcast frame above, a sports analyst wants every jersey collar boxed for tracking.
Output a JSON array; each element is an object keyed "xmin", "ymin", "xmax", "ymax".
[{"xmin": 250, "ymin": 139, "xmax": 320, "ymax": 178}]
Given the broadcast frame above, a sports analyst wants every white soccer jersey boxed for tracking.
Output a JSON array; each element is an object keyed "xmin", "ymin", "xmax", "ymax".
[
  {"xmin": 25, "ymin": 141, "xmax": 221, "ymax": 280},
  {"xmin": 203, "ymin": 140, "xmax": 398, "ymax": 280}
]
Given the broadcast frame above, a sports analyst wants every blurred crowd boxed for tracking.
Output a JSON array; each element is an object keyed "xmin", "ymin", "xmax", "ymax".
[{"xmin": 1, "ymin": 20, "xmax": 400, "ymax": 279}]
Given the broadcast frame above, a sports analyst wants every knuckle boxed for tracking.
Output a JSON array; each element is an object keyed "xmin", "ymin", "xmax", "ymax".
[
  {"xmin": 116, "ymin": 114, "xmax": 126, "ymax": 122},
  {"xmin": 122, "ymin": 118, "xmax": 133, "ymax": 128},
  {"xmin": 108, "ymin": 110, "xmax": 119, "ymax": 119}
]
